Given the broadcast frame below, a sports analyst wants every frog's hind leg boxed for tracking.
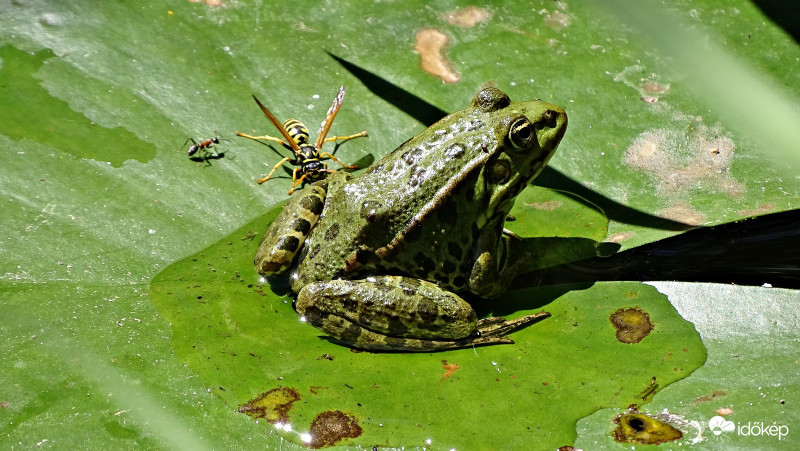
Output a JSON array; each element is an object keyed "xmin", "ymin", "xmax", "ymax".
[
  {"xmin": 299, "ymin": 307, "xmax": 517, "ymax": 351},
  {"xmin": 295, "ymin": 275, "xmax": 550, "ymax": 352}
]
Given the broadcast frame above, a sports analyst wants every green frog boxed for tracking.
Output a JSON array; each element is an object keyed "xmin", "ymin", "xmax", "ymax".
[{"xmin": 254, "ymin": 87, "xmax": 568, "ymax": 351}]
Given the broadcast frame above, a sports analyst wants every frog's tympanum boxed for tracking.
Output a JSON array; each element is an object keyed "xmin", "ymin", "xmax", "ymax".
[{"xmin": 254, "ymin": 88, "xmax": 568, "ymax": 351}]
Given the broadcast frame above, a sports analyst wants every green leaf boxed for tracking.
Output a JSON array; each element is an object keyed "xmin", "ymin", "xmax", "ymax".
[{"xmin": 2, "ymin": 0, "xmax": 798, "ymax": 449}]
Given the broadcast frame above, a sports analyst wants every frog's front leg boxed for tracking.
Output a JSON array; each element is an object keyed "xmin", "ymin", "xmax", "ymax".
[
  {"xmin": 468, "ymin": 216, "xmax": 531, "ymax": 299},
  {"xmin": 295, "ymin": 275, "xmax": 549, "ymax": 351},
  {"xmin": 254, "ymin": 182, "xmax": 327, "ymax": 275}
]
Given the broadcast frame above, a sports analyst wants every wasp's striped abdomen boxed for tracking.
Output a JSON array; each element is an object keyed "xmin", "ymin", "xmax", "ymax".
[
  {"xmin": 283, "ymin": 119, "xmax": 310, "ymax": 146},
  {"xmin": 254, "ymin": 184, "xmax": 327, "ymax": 275}
]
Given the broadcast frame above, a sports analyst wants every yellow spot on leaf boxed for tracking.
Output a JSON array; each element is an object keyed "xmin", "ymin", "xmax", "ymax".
[{"xmin": 613, "ymin": 412, "xmax": 683, "ymax": 444}]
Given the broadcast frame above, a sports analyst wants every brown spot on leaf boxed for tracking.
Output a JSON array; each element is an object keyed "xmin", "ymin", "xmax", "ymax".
[
  {"xmin": 694, "ymin": 390, "xmax": 727, "ymax": 403},
  {"xmin": 642, "ymin": 82, "xmax": 669, "ymax": 95},
  {"xmin": 237, "ymin": 387, "xmax": 300, "ymax": 423},
  {"xmin": 606, "ymin": 232, "xmax": 634, "ymax": 243},
  {"xmin": 612, "ymin": 412, "xmax": 683, "ymax": 444},
  {"xmin": 716, "ymin": 407, "xmax": 734, "ymax": 416},
  {"xmin": 525, "ymin": 200, "xmax": 562, "ymax": 211},
  {"xmin": 440, "ymin": 360, "xmax": 461, "ymax": 382},
  {"xmin": 624, "ymin": 126, "xmax": 743, "ymax": 204},
  {"xmin": 188, "ymin": 0, "xmax": 223, "ymax": 6},
  {"xmin": 738, "ymin": 203, "xmax": 775, "ymax": 217},
  {"xmin": 415, "ymin": 28, "xmax": 460, "ymax": 84},
  {"xmin": 543, "ymin": 10, "xmax": 570, "ymax": 31},
  {"xmin": 441, "ymin": 6, "xmax": 492, "ymax": 28},
  {"xmin": 309, "ymin": 385, "xmax": 329, "ymax": 395},
  {"xmin": 307, "ymin": 410, "xmax": 363, "ymax": 448},
  {"xmin": 610, "ymin": 307, "xmax": 653, "ymax": 344},
  {"xmin": 656, "ymin": 203, "xmax": 705, "ymax": 225}
]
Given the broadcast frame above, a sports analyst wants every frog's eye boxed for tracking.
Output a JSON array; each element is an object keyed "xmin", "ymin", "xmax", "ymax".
[{"xmin": 508, "ymin": 118, "xmax": 534, "ymax": 149}]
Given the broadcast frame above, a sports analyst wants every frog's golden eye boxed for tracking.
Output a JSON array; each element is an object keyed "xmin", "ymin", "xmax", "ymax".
[{"xmin": 509, "ymin": 118, "xmax": 534, "ymax": 149}]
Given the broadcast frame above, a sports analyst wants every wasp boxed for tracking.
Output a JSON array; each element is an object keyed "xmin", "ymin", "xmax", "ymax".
[
  {"xmin": 184, "ymin": 133, "xmax": 228, "ymax": 162},
  {"xmin": 236, "ymin": 86, "xmax": 367, "ymax": 194}
]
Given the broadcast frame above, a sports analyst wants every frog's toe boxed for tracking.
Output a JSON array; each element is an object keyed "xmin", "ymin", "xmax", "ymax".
[{"xmin": 476, "ymin": 311, "xmax": 551, "ymax": 337}]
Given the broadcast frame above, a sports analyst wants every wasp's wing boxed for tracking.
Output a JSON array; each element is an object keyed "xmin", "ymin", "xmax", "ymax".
[
  {"xmin": 315, "ymin": 86, "xmax": 345, "ymax": 149},
  {"xmin": 252, "ymin": 95, "xmax": 300, "ymax": 152}
]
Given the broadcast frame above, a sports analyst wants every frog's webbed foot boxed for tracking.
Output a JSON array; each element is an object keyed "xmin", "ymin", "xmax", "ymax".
[{"xmin": 474, "ymin": 311, "xmax": 551, "ymax": 338}]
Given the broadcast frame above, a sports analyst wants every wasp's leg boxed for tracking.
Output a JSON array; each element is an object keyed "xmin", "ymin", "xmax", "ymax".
[
  {"xmin": 257, "ymin": 157, "xmax": 293, "ymax": 184},
  {"xmin": 236, "ymin": 131, "xmax": 293, "ymax": 150},
  {"xmin": 318, "ymin": 152, "xmax": 358, "ymax": 169},
  {"xmin": 288, "ymin": 169, "xmax": 312, "ymax": 195},
  {"xmin": 322, "ymin": 130, "xmax": 368, "ymax": 144}
]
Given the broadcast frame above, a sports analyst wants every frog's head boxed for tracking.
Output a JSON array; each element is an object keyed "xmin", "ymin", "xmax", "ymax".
[{"xmin": 471, "ymin": 88, "xmax": 568, "ymax": 222}]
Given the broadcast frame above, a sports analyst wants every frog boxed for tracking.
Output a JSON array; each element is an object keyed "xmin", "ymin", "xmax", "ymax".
[{"xmin": 254, "ymin": 87, "xmax": 568, "ymax": 351}]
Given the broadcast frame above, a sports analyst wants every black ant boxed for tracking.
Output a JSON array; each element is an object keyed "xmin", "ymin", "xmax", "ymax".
[{"xmin": 236, "ymin": 86, "xmax": 367, "ymax": 194}]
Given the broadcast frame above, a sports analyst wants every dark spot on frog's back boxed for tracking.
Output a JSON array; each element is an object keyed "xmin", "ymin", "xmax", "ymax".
[
  {"xmin": 441, "ymin": 259, "xmax": 457, "ymax": 274},
  {"xmin": 300, "ymin": 194, "xmax": 324, "ymax": 216},
  {"xmin": 448, "ymin": 241, "xmax": 464, "ymax": 260},
  {"xmin": 413, "ymin": 252, "xmax": 435, "ymax": 274},
  {"xmin": 466, "ymin": 119, "xmax": 484, "ymax": 131},
  {"xmin": 436, "ymin": 197, "xmax": 459, "ymax": 222},
  {"xmin": 444, "ymin": 142, "xmax": 465, "ymax": 159},
  {"xmin": 408, "ymin": 166, "xmax": 427, "ymax": 188},
  {"xmin": 386, "ymin": 315, "xmax": 410, "ymax": 336},
  {"xmin": 276, "ymin": 235, "xmax": 301, "ymax": 252},
  {"xmin": 290, "ymin": 217, "xmax": 312, "ymax": 235},
  {"xmin": 308, "ymin": 243, "xmax": 321, "ymax": 259},
  {"xmin": 414, "ymin": 297, "xmax": 439, "ymax": 325},
  {"xmin": 339, "ymin": 321, "xmax": 363, "ymax": 343},
  {"xmin": 402, "ymin": 147, "xmax": 423, "ymax": 166},
  {"xmin": 366, "ymin": 163, "xmax": 385, "ymax": 175},
  {"xmin": 324, "ymin": 223, "xmax": 340, "ymax": 240}
]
